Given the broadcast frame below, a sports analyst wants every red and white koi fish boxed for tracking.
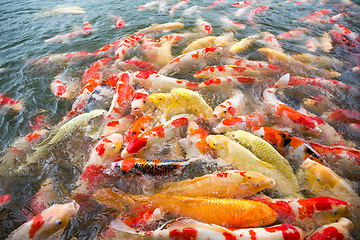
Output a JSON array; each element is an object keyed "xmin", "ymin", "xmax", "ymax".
[
  {"xmin": 29, "ymin": 51, "xmax": 91, "ymax": 66},
  {"xmin": 92, "ymin": 40, "xmax": 122, "ymax": 58},
  {"xmin": 332, "ymin": 24, "xmax": 360, "ymax": 44},
  {"xmin": 112, "ymin": 158, "xmax": 190, "ymax": 176},
  {"xmin": 295, "ymin": 9, "xmax": 332, "ymax": 22},
  {"xmin": 82, "ymin": 58, "xmax": 113, "ymax": 85},
  {"xmin": 153, "ymin": 34, "xmax": 184, "ymax": 45},
  {"xmin": 105, "ymin": 72, "xmax": 135, "ymax": 120},
  {"xmin": 232, "ymin": 1, "xmax": 255, "ymax": 7},
  {"xmin": 277, "ymin": 28, "xmax": 309, "ymax": 40},
  {"xmin": 50, "ymin": 74, "xmax": 79, "ymax": 99},
  {"xmin": 132, "ymin": 71, "xmax": 199, "ymax": 92},
  {"xmin": 307, "ymin": 217, "xmax": 353, "ymax": 240},
  {"xmin": 130, "ymin": 89, "xmax": 153, "ymax": 116},
  {"xmin": 199, "ymin": 76, "xmax": 257, "ymax": 89},
  {"xmin": 137, "ymin": 22, "xmax": 184, "ymax": 35},
  {"xmin": 341, "ymin": 0, "xmax": 360, "ymax": 8},
  {"xmin": 219, "ymin": 15, "xmax": 245, "ymax": 30},
  {"xmin": 194, "ymin": 65, "xmax": 258, "ymax": 78},
  {"xmin": 213, "ymin": 90, "xmax": 246, "ymax": 118},
  {"xmin": 101, "ymin": 114, "xmax": 135, "ymax": 138},
  {"xmin": 115, "ymin": 33, "xmax": 145, "ymax": 61},
  {"xmin": 137, "ymin": 1, "xmax": 161, "ymax": 11},
  {"xmin": 213, "ymin": 112, "xmax": 266, "ymax": 133},
  {"xmin": 306, "ymin": 37, "xmax": 319, "ymax": 52},
  {"xmin": 234, "ymin": 6, "xmax": 250, "ymax": 17},
  {"xmin": 252, "ymin": 195, "xmax": 353, "ymax": 230},
  {"xmin": 169, "ymin": 0, "xmax": 188, "ymax": 16},
  {"xmin": 308, "ymin": 142, "xmax": 360, "ymax": 178},
  {"xmin": 145, "ymin": 217, "xmax": 304, "ymax": 240},
  {"xmin": 6, "ymin": 202, "xmax": 79, "ymax": 240},
  {"xmin": 223, "ymin": 57, "xmax": 280, "ymax": 75},
  {"xmin": 230, "ymin": 34, "xmax": 260, "ymax": 53},
  {"xmin": 44, "ymin": 22, "xmax": 92, "ymax": 43},
  {"xmin": 182, "ymin": 6, "xmax": 202, "ymax": 18},
  {"xmin": 352, "ymin": 65, "xmax": 360, "ymax": 74},
  {"xmin": 321, "ymin": 107, "xmax": 360, "ymax": 124},
  {"xmin": 294, "ymin": 0, "xmax": 311, "ymax": 5},
  {"xmin": 247, "ymin": 5, "xmax": 269, "ymax": 24},
  {"xmin": 204, "ymin": 0, "xmax": 228, "ymax": 9},
  {"xmin": 331, "ymin": 31, "xmax": 360, "ymax": 55},
  {"xmin": 125, "ymin": 115, "xmax": 153, "ymax": 143},
  {"xmin": 121, "ymin": 114, "xmax": 192, "ymax": 158},
  {"xmin": 112, "ymin": 15, "xmax": 126, "ymax": 29},
  {"xmin": 196, "ymin": 17, "xmax": 212, "ymax": 35},
  {"xmin": 158, "ymin": 47, "xmax": 224, "ymax": 76},
  {"xmin": 257, "ymin": 31, "xmax": 284, "ymax": 53},
  {"xmin": 0, "ymin": 94, "xmax": 23, "ymax": 113},
  {"xmin": 329, "ymin": 12, "xmax": 354, "ymax": 23},
  {"xmin": 0, "ymin": 194, "xmax": 10, "ymax": 208},
  {"xmin": 117, "ymin": 59, "xmax": 158, "ymax": 72}
]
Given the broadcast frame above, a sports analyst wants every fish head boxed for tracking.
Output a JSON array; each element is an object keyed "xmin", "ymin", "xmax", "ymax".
[
  {"xmin": 149, "ymin": 93, "xmax": 169, "ymax": 107},
  {"xmin": 33, "ymin": 202, "xmax": 79, "ymax": 238},
  {"xmin": 233, "ymin": 170, "xmax": 276, "ymax": 192},
  {"xmin": 206, "ymin": 135, "xmax": 229, "ymax": 152},
  {"xmin": 112, "ymin": 158, "xmax": 142, "ymax": 175}
]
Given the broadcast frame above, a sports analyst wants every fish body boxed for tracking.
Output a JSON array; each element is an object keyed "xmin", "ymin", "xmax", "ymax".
[
  {"xmin": 137, "ymin": 1, "xmax": 161, "ymax": 11},
  {"xmin": 137, "ymin": 22, "xmax": 184, "ymax": 34},
  {"xmin": 213, "ymin": 112, "xmax": 265, "ymax": 133},
  {"xmin": 230, "ymin": 34, "xmax": 260, "ymax": 53},
  {"xmin": 232, "ymin": 1, "xmax": 254, "ymax": 7},
  {"xmin": 130, "ymin": 89, "xmax": 152, "ymax": 116},
  {"xmin": 101, "ymin": 115, "xmax": 135, "ymax": 138},
  {"xmin": 6, "ymin": 202, "xmax": 79, "ymax": 240},
  {"xmin": 182, "ymin": 36, "xmax": 217, "ymax": 54},
  {"xmin": 219, "ymin": 16, "xmax": 246, "ymax": 30},
  {"xmin": 206, "ymin": 135, "xmax": 302, "ymax": 198},
  {"xmin": 149, "ymin": 88, "xmax": 213, "ymax": 119},
  {"xmin": 169, "ymin": 0, "xmax": 188, "ymax": 15},
  {"xmin": 296, "ymin": 9, "xmax": 331, "ymax": 22},
  {"xmin": 194, "ymin": 65, "xmax": 258, "ymax": 78},
  {"xmin": 307, "ymin": 217, "xmax": 354, "ymax": 240},
  {"xmin": 196, "ymin": 17, "xmax": 212, "ymax": 35},
  {"xmin": 133, "ymin": 71, "xmax": 199, "ymax": 92},
  {"xmin": 82, "ymin": 58, "xmax": 113, "ymax": 85},
  {"xmin": 321, "ymin": 107, "xmax": 360, "ymax": 124},
  {"xmin": 222, "ymin": 57, "xmax": 280, "ymax": 75},
  {"xmin": 118, "ymin": 59, "xmax": 158, "ymax": 72},
  {"xmin": 277, "ymin": 28, "xmax": 309, "ymax": 40},
  {"xmin": 301, "ymin": 95, "xmax": 336, "ymax": 115},
  {"xmin": 160, "ymin": 170, "xmax": 276, "ymax": 198},
  {"xmin": 94, "ymin": 188, "xmax": 278, "ymax": 228},
  {"xmin": 226, "ymin": 130, "xmax": 298, "ymax": 188},
  {"xmin": 212, "ymin": 90, "xmax": 246, "ymax": 118},
  {"xmin": 125, "ymin": 115, "xmax": 153, "ymax": 143},
  {"xmin": 199, "ymin": 76, "xmax": 257, "ymax": 89},
  {"xmin": 257, "ymin": 31, "xmax": 283, "ymax": 53},
  {"xmin": 29, "ymin": 51, "xmax": 91, "ymax": 66},
  {"xmin": 115, "ymin": 34, "xmax": 145, "ymax": 61},
  {"xmin": 35, "ymin": 7, "xmax": 85, "ymax": 17},
  {"xmin": 247, "ymin": 5, "xmax": 269, "ymax": 24},
  {"xmin": 93, "ymin": 40, "xmax": 122, "ymax": 58},
  {"xmin": 50, "ymin": 74, "xmax": 79, "ymax": 99},
  {"xmin": 331, "ymin": 31, "xmax": 360, "ymax": 54},
  {"xmin": 112, "ymin": 15, "xmax": 125, "ymax": 29},
  {"xmin": 291, "ymin": 53, "xmax": 344, "ymax": 70},
  {"xmin": 0, "ymin": 94, "xmax": 23, "ymax": 113},
  {"xmin": 159, "ymin": 47, "xmax": 223, "ymax": 76},
  {"xmin": 0, "ymin": 194, "xmax": 10, "ymax": 208},
  {"xmin": 44, "ymin": 22, "xmax": 92, "ymax": 43}
]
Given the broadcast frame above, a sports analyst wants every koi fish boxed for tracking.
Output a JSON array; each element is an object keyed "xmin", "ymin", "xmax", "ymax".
[
  {"xmin": 291, "ymin": 53, "xmax": 344, "ymax": 70},
  {"xmin": 112, "ymin": 15, "xmax": 125, "ymax": 29},
  {"xmin": 307, "ymin": 217, "xmax": 354, "ymax": 240},
  {"xmin": 169, "ymin": 0, "xmax": 188, "ymax": 16},
  {"xmin": 137, "ymin": 1, "xmax": 161, "ymax": 11},
  {"xmin": 105, "ymin": 72, "xmax": 135, "ymax": 120},
  {"xmin": 158, "ymin": 47, "xmax": 223, "ymax": 76},
  {"xmin": 44, "ymin": 22, "xmax": 92, "ymax": 43},
  {"xmin": 130, "ymin": 89, "xmax": 153, "ymax": 116},
  {"xmin": 182, "ymin": 36, "xmax": 217, "ymax": 54},
  {"xmin": 222, "ymin": 57, "xmax": 280, "ymax": 75},
  {"xmin": 250, "ymin": 126, "xmax": 325, "ymax": 167},
  {"xmin": 117, "ymin": 59, "xmax": 158, "ymax": 72},
  {"xmin": 308, "ymin": 142, "xmax": 360, "ymax": 179},
  {"xmin": 0, "ymin": 94, "xmax": 23, "ymax": 113},
  {"xmin": 145, "ymin": 217, "xmax": 304, "ymax": 240},
  {"xmin": 332, "ymin": 24, "xmax": 360, "ymax": 45},
  {"xmin": 257, "ymin": 31, "xmax": 284, "ymax": 53},
  {"xmin": 35, "ymin": 7, "xmax": 85, "ymax": 18},
  {"xmin": 121, "ymin": 114, "xmax": 192, "ymax": 158},
  {"xmin": 212, "ymin": 90, "xmax": 246, "ymax": 118},
  {"xmin": 341, "ymin": 0, "xmax": 360, "ymax": 9},
  {"xmin": 204, "ymin": 0, "xmax": 228, "ymax": 9},
  {"xmin": 125, "ymin": 115, "xmax": 153, "ymax": 143},
  {"xmin": 199, "ymin": 76, "xmax": 257, "ymax": 89},
  {"xmin": 193, "ymin": 65, "xmax": 259, "ymax": 78},
  {"xmin": 6, "ymin": 202, "xmax": 79, "ymax": 240},
  {"xmin": 196, "ymin": 17, "xmax": 212, "ymax": 35},
  {"xmin": 92, "ymin": 40, "xmax": 122, "ymax": 58},
  {"xmin": 295, "ymin": 9, "xmax": 332, "ymax": 22},
  {"xmin": 102, "ymin": 114, "xmax": 135, "ymax": 138},
  {"xmin": 149, "ymin": 88, "xmax": 213, "ymax": 120},
  {"xmin": 214, "ymin": 32, "xmax": 236, "ymax": 50},
  {"xmin": 112, "ymin": 158, "xmax": 189, "ymax": 176},
  {"xmin": 234, "ymin": 7, "xmax": 250, "ymax": 17},
  {"xmin": 154, "ymin": 41, "xmax": 175, "ymax": 67},
  {"xmin": 352, "ymin": 65, "xmax": 360, "ymax": 74},
  {"xmin": 0, "ymin": 194, "xmax": 10, "ymax": 208},
  {"xmin": 277, "ymin": 28, "xmax": 309, "ymax": 40},
  {"xmin": 50, "ymin": 74, "xmax": 79, "ymax": 99},
  {"xmin": 82, "ymin": 58, "xmax": 114, "ymax": 85},
  {"xmin": 247, "ymin": 5, "xmax": 269, "ymax": 24},
  {"xmin": 94, "ymin": 188, "xmax": 278, "ymax": 228},
  {"xmin": 257, "ymin": 48, "xmax": 341, "ymax": 78},
  {"xmin": 136, "ymin": 22, "xmax": 184, "ymax": 35},
  {"xmin": 301, "ymin": 158, "xmax": 360, "ymax": 232},
  {"xmin": 230, "ymin": 34, "xmax": 260, "ymax": 54},
  {"xmin": 349, "ymin": 123, "xmax": 360, "ymax": 133},
  {"xmin": 226, "ymin": 130, "xmax": 299, "ymax": 188},
  {"xmin": 159, "ymin": 170, "xmax": 276, "ymax": 199},
  {"xmin": 331, "ymin": 31, "xmax": 360, "ymax": 54},
  {"xmin": 329, "ymin": 12, "xmax": 354, "ymax": 23},
  {"xmin": 132, "ymin": 71, "xmax": 199, "ymax": 92},
  {"xmin": 219, "ymin": 16, "xmax": 246, "ymax": 30},
  {"xmin": 232, "ymin": 1, "xmax": 255, "ymax": 7},
  {"xmin": 115, "ymin": 34, "xmax": 145, "ymax": 61},
  {"xmin": 29, "ymin": 51, "xmax": 92, "ymax": 66},
  {"xmin": 252, "ymin": 195, "xmax": 353, "ymax": 230},
  {"xmin": 305, "ymin": 37, "xmax": 319, "ymax": 52},
  {"xmin": 206, "ymin": 135, "xmax": 302, "ymax": 198},
  {"xmin": 321, "ymin": 107, "xmax": 360, "ymax": 124},
  {"xmin": 213, "ymin": 112, "xmax": 266, "ymax": 133}
]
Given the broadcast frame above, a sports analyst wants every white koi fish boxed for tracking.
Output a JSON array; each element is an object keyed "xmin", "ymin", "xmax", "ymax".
[
  {"xmin": 44, "ymin": 22, "xmax": 92, "ymax": 43},
  {"xmin": 213, "ymin": 90, "xmax": 246, "ymax": 118}
]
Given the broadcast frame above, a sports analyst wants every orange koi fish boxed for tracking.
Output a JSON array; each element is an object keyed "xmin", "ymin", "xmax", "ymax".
[
  {"xmin": 212, "ymin": 90, "xmax": 246, "ymax": 118},
  {"xmin": 6, "ymin": 202, "xmax": 79, "ymax": 240},
  {"xmin": 252, "ymin": 195, "xmax": 353, "ymax": 230},
  {"xmin": 105, "ymin": 72, "xmax": 135, "ymax": 120},
  {"xmin": 94, "ymin": 188, "xmax": 278, "ymax": 228},
  {"xmin": 115, "ymin": 34, "xmax": 145, "ymax": 61},
  {"xmin": 307, "ymin": 218, "xmax": 353, "ymax": 240},
  {"xmin": 331, "ymin": 31, "xmax": 360, "ymax": 55},
  {"xmin": 205, "ymin": 0, "xmax": 228, "ymax": 9},
  {"xmin": 199, "ymin": 76, "xmax": 257, "ymax": 89},
  {"xmin": 44, "ymin": 22, "xmax": 92, "ymax": 43},
  {"xmin": 232, "ymin": 1, "xmax": 255, "ymax": 7},
  {"xmin": 146, "ymin": 218, "xmax": 304, "ymax": 240},
  {"xmin": 332, "ymin": 24, "xmax": 360, "ymax": 45},
  {"xmin": 133, "ymin": 71, "xmax": 199, "ymax": 92},
  {"xmin": 125, "ymin": 115, "xmax": 153, "ymax": 143},
  {"xmin": 158, "ymin": 47, "xmax": 223, "ymax": 76},
  {"xmin": 159, "ymin": 170, "xmax": 276, "ymax": 199},
  {"xmin": 92, "ymin": 40, "xmax": 122, "ymax": 58},
  {"xmin": 213, "ymin": 112, "xmax": 266, "ymax": 133},
  {"xmin": 194, "ymin": 65, "xmax": 258, "ymax": 78},
  {"xmin": 81, "ymin": 58, "xmax": 113, "ymax": 85},
  {"xmin": 121, "ymin": 114, "xmax": 192, "ymax": 158},
  {"xmin": 112, "ymin": 158, "xmax": 190, "ymax": 176}
]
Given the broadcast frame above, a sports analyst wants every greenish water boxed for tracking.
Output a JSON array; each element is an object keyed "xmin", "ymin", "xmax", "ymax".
[{"xmin": 1, "ymin": 0, "xmax": 360, "ymax": 239}]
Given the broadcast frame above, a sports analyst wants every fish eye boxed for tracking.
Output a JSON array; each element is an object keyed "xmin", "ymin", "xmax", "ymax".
[
  {"xmin": 111, "ymin": 144, "xmax": 116, "ymax": 149},
  {"xmin": 55, "ymin": 219, "xmax": 63, "ymax": 225},
  {"xmin": 333, "ymin": 209, "xmax": 337, "ymax": 215},
  {"xmin": 255, "ymin": 183, "xmax": 260, "ymax": 187},
  {"xmin": 143, "ymin": 101, "xmax": 146, "ymax": 103},
  {"xmin": 159, "ymin": 98, "xmax": 162, "ymax": 101},
  {"xmin": 122, "ymin": 170, "xmax": 127, "ymax": 174},
  {"xmin": 223, "ymin": 110, "xmax": 227, "ymax": 113},
  {"xmin": 316, "ymin": 177, "xmax": 321, "ymax": 181}
]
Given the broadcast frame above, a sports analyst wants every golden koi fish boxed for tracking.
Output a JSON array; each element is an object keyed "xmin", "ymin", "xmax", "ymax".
[{"xmin": 93, "ymin": 188, "xmax": 278, "ymax": 228}]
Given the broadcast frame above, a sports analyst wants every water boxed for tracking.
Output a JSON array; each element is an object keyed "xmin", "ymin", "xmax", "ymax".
[{"xmin": 1, "ymin": 0, "xmax": 360, "ymax": 239}]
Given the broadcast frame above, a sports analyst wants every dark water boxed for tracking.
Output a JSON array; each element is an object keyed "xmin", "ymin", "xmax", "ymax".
[{"xmin": 1, "ymin": 0, "xmax": 360, "ymax": 239}]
